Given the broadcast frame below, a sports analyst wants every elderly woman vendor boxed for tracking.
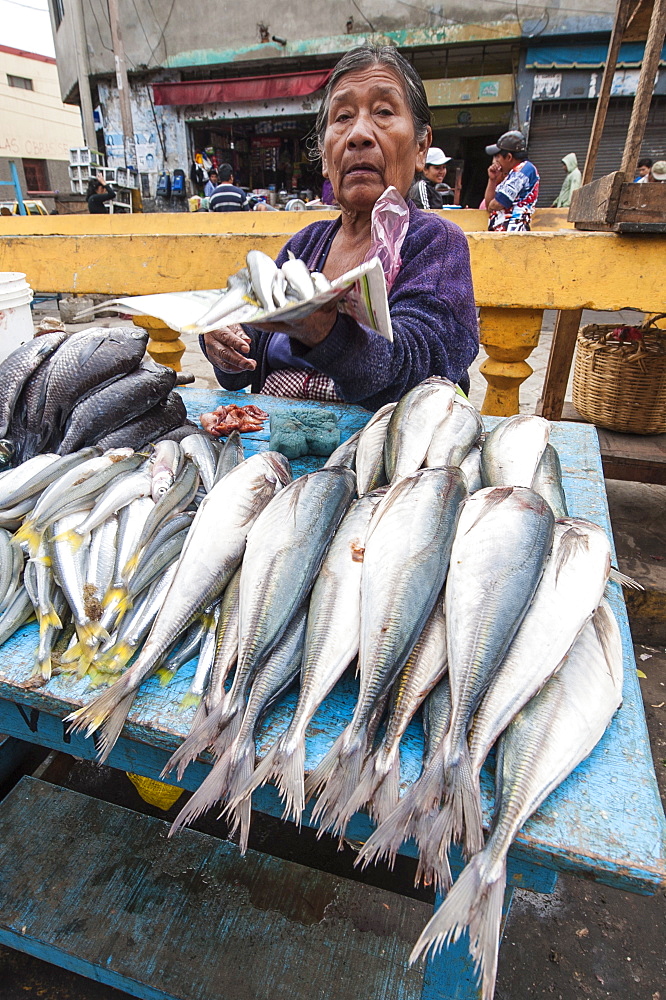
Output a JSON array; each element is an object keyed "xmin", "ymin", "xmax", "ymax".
[{"xmin": 202, "ymin": 45, "xmax": 478, "ymax": 410}]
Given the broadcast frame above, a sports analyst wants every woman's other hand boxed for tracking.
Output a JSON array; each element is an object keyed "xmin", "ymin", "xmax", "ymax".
[{"xmin": 203, "ymin": 324, "xmax": 256, "ymax": 372}]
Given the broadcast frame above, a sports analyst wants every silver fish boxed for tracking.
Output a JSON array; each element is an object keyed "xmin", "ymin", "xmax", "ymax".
[
  {"xmin": 192, "ymin": 269, "xmax": 256, "ymax": 334},
  {"xmin": 124, "ymin": 460, "xmax": 199, "ymax": 578},
  {"xmin": 170, "ymin": 604, "xmax": 307, "ymax": 850},
  {"xmin": 310, "ymin": 271, "xmax": 332, "ymax": 294},
  {"xmin": 85, "ymin": 516, "xmax": 119, "ymax": 614},
  {"xmin": 307, "ymin": 467, "xmax": 466, "ymax": 839},
  {"xmin": 181, "ymin": 434, "xmax": 218, "ymax": 493},
  {"xmin": 281, "ymin": 255, "xmax": 316, "ymax": 302},
  {"xmin": 51, "ymin": 510, "xmax": 107, "ymax": 669},
  {"xmin": 531, "ymin": 443, "xmax": 568, "ymax": 518},
  {"xmin": 166, "ymin": 466, "xmax": 356, "ymax": 778},
  {"xmin": 0, "ymin": 586, "xmax": 34, "ymax": 646},
  {"xmin": 347, "ymin": 598, "xmax": 448, "ymax": 828},
  {"xmin": 384, "ymin": 377, "xmax": 457, "ymax": 482},
  {"xmin": 231, "ymin": 491, "xmax": 385, "ymax": 825},
  {"xmin": 468, "ymin": 518, "xmax": 612, "ymax": 791},
  {"xmin": 155, "ymin": 617, "xmax": 208, "ymax": 686},
  {"xmin": 214, "ymin": 431, "xmax": 244, "ymax": 484},
  {"xmin": 0, "ymin": 532, "xmax": 23, "ymax": 613},
  {"xmin": 248, "ymin": 250, "xmax": 279, "ymax": 312},
  {"xmin": 0, "ymin": 528, "xmax": 15, "ymax": 608},
  {"xmin": 128, "ymin": 526, "xmax": 189, "ymax": 602},
  {"xmin": 150, "ymin": 440, "xmax": 182, "ymax": 501},
  {"xmin": 410, "ymin": 601, "xmax": 623, "ymax": 998},
  {"xmin": 355, "ymin": 402, "xmax": 396, "ymax": 495},
  {"xmin": 324, "ymin": 427, "xmax": 361, "ymax": 470},
  {"xmin": 272, "ymin": 268, "xmax": 288, "ymax": 308},
  {"xmin": 425, "ymin": 397, "xmax": 483, "ymax": 469},
  {"xmin": 423, "ymin": 675, "xmax": 453, "ymax": 770},
  {"xmin": 481, "ymin": 415, "xmax": 550, "ymax": 488},
  {"xmin": 459, "ymin": 441, "xmax": 483, "ymax": 493},
  {"xmin": 66, "ymin": 451, "xmax": 291, "ymax": 760},
  {"xmin": 419, "ymin": 486, "xmax": 555, "ymax": 870},
  {"xmin": 33, "ymin": 587, "xmax": 68, "ymax": 682},
  {"xmin": 180, "ymin": 605, "xmax": 220, "ymax": 710},
  {"xmin": 0, "ymin": 452, "xmax": 77, "ymax": 511},
  {"xmin": 58, "ymin": 468, "xmax": 152, "ymax": 550}
]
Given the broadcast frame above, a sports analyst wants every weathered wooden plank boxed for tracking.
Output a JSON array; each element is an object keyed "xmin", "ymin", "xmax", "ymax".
[
  {"xmin": 539, "ymin": 308, "xmax": 583, "ymax": 421},
  {"xmin": 2, "ymin": 231, "xmax": 666, "ymax": 311},
  {"xmin": 0, "ymin": 734, "xmax": 31, "ymax": 783},
  {"xmin": 0, "ymin": 777, "xmax": 431, "ymax": 1000},
  {"xmin": 0, "ymin": 397, "xmax": 663, "ymax": 894},
  {"xmin": 569, "ymin": 171, "xmax": 625, "ymax": 228},
  {"xmin": 615, "ymin": 181, "xmax": 666, "ymax": 225},
  {"xmin": 559, "ymin": 402, "xmax": 666, "ymax": 485}
]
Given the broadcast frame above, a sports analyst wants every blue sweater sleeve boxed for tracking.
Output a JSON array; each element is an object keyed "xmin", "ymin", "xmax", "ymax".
[{"xmin": 289, "ymin": 214, "xmax": 479, "ymax": 410}]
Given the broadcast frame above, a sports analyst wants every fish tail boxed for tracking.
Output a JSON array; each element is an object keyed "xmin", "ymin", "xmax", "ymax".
[
  {"xmin": 409, "ymin": 851, "xmax": 506, "ymax": 1000},
  {"xmin": 367, "ymin": 753, "xmax": 401, "ymax": 827},
  {"xmin": 74, "ymin": 622, "xmax": 112, "ymax": 677},
  {"xmin": 155, "ymin": 667, "xmax": 176, "ymax": 686},
  {"xmin": 189, "ymin": 698, "xmax": 208, "ymax": 731},
  {"xmin": 210, "ymin": 709, "xmax": 243, "ymax": 759},
  {"xmin": 355, "ymin": 754, "xmax": 446, "ymax": 872},
  {"xmin": 95, "ymin": 640, "xmax": 134, "ymax": 675},
  {"xmin": 178, "ymin": 691, "xmax": 202, "ymax": 712},
  {"xmin": 161, "ymin": 697, "xmax": 236, "ymax": 781},
  {"xmin": 65, "ymin": 672, "xmax": 136, "ymax": 746},
  {"xmin": 309, "ymin": 732, "xmax": 367, "ymax": 839},
  {"xmin": 169, "ymin": 754, "xmax": 233, "ymax": 837},
  {"xmin": 121, "ymin": 552, "xmax": 141, "ymax": 579},
  {"xmin": 52, "ymin": 527, "xmax": 85, "ymax": 552},
  {"xmin": 39, "ymin": 607, "xmax": 62, "ymax": 633},
  {"xmin": 219, "ymin": 738, "xmax": 257, "ymax": 854},
  {"xmin": 13, "ymin": 521, "xmax": 41, "ymax": 557},
  {"xmin": 426, "ymin": 744, "xmax": 484, "ymax": 862},
  {"xmin": 231, "ymin": 734, "xmax": 306, "ymax": 826},
  {"xmin": 608, "ymin": 567, "xmax": 643, "ymax": 591},
  {"xmin": 30, "ymin": 652, "xmax": 51, "ymax": 684},
  {"xmin": 414, "ymin": 844, "xmax": 453, "ymax": 894}
]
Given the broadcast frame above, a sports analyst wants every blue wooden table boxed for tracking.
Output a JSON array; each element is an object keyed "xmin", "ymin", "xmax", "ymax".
[{"xmin": 0, "ymin": 389, "xmax": 664, "ymax": 1000}]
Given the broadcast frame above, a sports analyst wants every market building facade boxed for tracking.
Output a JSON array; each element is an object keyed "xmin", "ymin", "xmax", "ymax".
[
  {"xmin": 46, "ymin": 0, "xmax": 665, "ymax": 210},
  {"xmin": 0, "ymin": 43, "xmax": 84, "ymax": 213}
]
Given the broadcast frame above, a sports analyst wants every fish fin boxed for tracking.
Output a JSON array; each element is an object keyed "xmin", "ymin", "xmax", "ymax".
[
  {"xmin": 231, "ymin": 735, "xmax": 306, "ymax": 826},
  {"xmin": 609, "ymin": 567, "xmax": 643, "ymax": 591},
  {"xmin": 65, "ymin": 672, "xmax": 135, "ymax": 743},
  {"xmin": 355, "ymin": 752, "xmax": 446, "ymax": 871},
  {"xmin": 367, "ymin": 753, "xmax": 401, "ymax": 828},
  {"xmin": 178, "ymin": 691, "xmax": 202, "ymax": 712},
  {"xmin": 189, "ymin": 698, "xmax": 208, "ymax": 731},
  {"xmin": 13, "ymin": 521, "xmax": 41, "ymax": 557},
  {"xmin": 95, "ymin": 641, "xmax": 134, "ymax": 675},
  {"xmin": 309, "ymin": 731, "xmax": 367, "ymax": 839},
  {"xmin": 30, "ymin": 654, "xmax": 51, "ymax": 684},
  {"xmin": 161, "ymin": 697, "xmax": 237, "ymax": 781},
  {"xmin": 210, "ymin": 709, "xmax": 243, "ymax": 760},
  {"xmin": 168, "ymin": 754, "xmax": 233, "ymax": 836},
  {"xmin": 464, "ymin": 487, "xmax": 514, "ymax": 534},
  {"xmin": 39, "ymin": 607, "xmax": 62, "ymax": 633},
  {"xmin": 121, "ymin": 552, "xmax": 141, "ymax": 579},
  {"xmin": 155, "ymin": 667, "xmax": 176, "ymax": 686},
  {"xmin": 103, "ymin": 586, "xmax": 128, "ymax": 610},
  {"xmin": 219, "ymin": 738, "xmax": 257, "ymax": 853},
  {"xmin": 52, "ymin": 527, "xmax": 85, "ymax": 552},
  {"xmin": 425, "ymin": 744, "xmax": 484, "ymax": 862},
  {"xmin": 409, "ymin": 851, "xmax": 506, "ymax": 1000},
  {"xmin": 414, "ymin": 842, "xmax": 453, "ymax": 894},
  {"xmin": 74, "ymin": 622, "xmax": 111, "ymax": 677}
]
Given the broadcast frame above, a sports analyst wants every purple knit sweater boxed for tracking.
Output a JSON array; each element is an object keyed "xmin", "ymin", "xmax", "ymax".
[{"xmin": 203, "ymin": 202, "xmax": 479, "ymax": 411}]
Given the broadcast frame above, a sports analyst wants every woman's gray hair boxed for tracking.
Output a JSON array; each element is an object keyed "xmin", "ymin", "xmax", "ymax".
[{"xmin": 311, "ymin": 45, "xmax": 431, "ymax": 158}]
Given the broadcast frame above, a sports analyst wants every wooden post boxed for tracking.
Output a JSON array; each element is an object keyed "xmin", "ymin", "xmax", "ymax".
[
  {"xmin": 620, "ymin": 0, "xmax": 666, "ymax": 178},
  {"xmin": 132, "ymin": 315, "xmax": 185, "ymax": 372},
  {"xmin": 479, "ymin": 307, "xmax": 544, "ymax": 416},
  {"xmin": 539, "ymin": 308, "xmax": 583, "ymax": 420},
  {"xmin": 581, "ymin": 0, "xmax": 633, "ymax": 185}
]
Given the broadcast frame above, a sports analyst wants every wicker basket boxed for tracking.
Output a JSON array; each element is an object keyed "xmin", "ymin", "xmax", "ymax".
[{"xmin": 572, "ymin": 316, "xmax": 666, "ymax": 435}]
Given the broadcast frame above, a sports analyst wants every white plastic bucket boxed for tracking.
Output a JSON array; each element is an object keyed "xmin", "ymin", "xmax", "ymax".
[{"xmin": 0, "ymin": 272, "xmax": 34, "ymax": 362}]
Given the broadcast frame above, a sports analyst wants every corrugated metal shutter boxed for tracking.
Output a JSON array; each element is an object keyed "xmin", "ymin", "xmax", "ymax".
[{"xmin": 528, "ymin": 97, "xmax": 666, "ymax": 205}]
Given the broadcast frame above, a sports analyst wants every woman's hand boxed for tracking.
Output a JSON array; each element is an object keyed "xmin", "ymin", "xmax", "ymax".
[
  {"xmin": 203, "ymin": 324, "xmax": 256, "ymax": 373},
  {"xmin": 252, "ymin": 299, "xmax": 339, "ymax": 348}
]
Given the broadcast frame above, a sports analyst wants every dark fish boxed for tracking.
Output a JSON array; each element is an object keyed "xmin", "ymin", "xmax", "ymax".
[
  {"xmin": 57, "ymin": 364, "xmax": 177, "ymax": 455},
  {"xmin": 153, "ymin": 420, "xmax": 203, "ymax": 444},
  {"xmin": 0, "ymin": 329, "xmax": 69, "ymax": 439},
  {"xmin": 94, "ymin": 393, "xmax": 187, "ymax": 451},
  {"xmin": 37, "ymin": 327, "xmax": 149, "ymax": 453}
]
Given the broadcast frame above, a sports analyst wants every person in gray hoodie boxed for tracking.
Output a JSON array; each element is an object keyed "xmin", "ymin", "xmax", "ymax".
[{"xmin": 553, "ymin": 152, "xmax": 582, "ymax": 207}]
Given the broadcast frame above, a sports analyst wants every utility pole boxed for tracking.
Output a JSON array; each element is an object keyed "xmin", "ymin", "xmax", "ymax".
[
  {"xmin": 107, "ymin": 0, "xmax": 137, "ymax": 170},
  {"xmin": 66, "ymin": 0, "xmax": 96, "ymax": 148}
]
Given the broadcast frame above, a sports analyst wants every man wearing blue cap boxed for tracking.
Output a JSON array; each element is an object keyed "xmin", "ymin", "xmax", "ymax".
[{"xmin": 484, "ymin": 130, "xmax": 539, "ymax": 232}]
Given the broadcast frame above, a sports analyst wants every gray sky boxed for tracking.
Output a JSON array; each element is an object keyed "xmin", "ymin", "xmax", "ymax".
[{"xmin": 1, "ymin": 0, "xmax": 56, "ymax": 58}]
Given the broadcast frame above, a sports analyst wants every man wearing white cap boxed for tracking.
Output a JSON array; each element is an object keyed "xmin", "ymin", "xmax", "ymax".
[{"xmin": 411, "ymin": 146, "xmax": 452, "ymax": 209}]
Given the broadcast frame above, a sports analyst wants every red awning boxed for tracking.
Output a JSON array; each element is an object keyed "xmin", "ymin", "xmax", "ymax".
[{"xmin": 152, "ymin": 69, "xmax": 332, "ymax": 107}]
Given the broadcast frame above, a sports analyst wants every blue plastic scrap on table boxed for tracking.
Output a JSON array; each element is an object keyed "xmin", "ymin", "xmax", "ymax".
[{"xmin": 0, "ymin": 389, "xmax": 663, "ymax": 1000}]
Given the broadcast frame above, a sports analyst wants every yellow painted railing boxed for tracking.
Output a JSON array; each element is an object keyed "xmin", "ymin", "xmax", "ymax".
[{"xmin": 1, "ymin": 214, "xmax": 662, "ymax": 415}]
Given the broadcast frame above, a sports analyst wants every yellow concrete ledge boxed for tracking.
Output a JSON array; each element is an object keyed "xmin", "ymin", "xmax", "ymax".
[
  {"xmin": 0, "ymin": 207, "xmax": 573, "ymax": 236},
  {"xmin": 1, "ymin": 229, "xmax": 663, "ymax": 311}
]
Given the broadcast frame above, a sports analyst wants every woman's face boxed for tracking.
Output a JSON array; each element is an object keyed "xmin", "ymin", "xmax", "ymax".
[{"xmin": 322, "ymin": 64, "xmax": 430, "ymax": 214}]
